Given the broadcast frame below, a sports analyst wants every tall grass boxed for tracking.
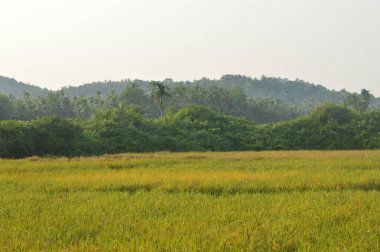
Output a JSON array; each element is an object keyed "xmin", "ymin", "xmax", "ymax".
[{"xmin": 0, "ymin": 151, "xmax": 379, "ymax": 251}]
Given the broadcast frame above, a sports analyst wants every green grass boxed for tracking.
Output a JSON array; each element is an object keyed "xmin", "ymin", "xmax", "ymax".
[{"xmin": 0, "ymin": 151, "xmax": 379, "ymax": 251}]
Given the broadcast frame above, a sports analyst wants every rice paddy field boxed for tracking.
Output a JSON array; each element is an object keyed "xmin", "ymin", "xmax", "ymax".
[{"xmin": 0, "ymin": 151, "xmax": 379, "ymax": 251}]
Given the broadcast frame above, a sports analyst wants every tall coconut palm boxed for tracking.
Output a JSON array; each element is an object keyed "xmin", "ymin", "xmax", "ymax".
[{"xmin": 150, "ymin": 81, "xmax": 170, "ymax": 117}]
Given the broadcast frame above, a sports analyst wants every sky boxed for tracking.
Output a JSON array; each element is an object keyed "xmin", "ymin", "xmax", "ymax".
[{"xmin": 0, "ymin": 0, "xmax": 379, "ymax": 95}]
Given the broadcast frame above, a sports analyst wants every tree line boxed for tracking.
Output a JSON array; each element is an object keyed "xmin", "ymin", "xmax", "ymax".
[
  {"xmin": 0, "ymin": 80, "xmax": 378, "ymax": 158},
  {"xmin": 0, "ymin": 103, "xmax": 379, "ymax": 158},
  {"xmin": 0, "ymin": 82, "xmax": 304, "ymax": 123}
]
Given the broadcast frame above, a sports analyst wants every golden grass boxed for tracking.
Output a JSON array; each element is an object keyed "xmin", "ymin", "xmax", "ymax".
[{"xmin": 0, "ymin": 151, "xmax": 379, "ymax": 251}]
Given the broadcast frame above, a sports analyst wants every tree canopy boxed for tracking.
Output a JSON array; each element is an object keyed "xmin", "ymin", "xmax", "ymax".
[{"xmin": 0, "ymin": 103, "xmax": 378, "ymax": 158}]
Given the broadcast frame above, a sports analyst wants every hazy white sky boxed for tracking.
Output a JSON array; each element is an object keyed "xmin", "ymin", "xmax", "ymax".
[{"xmin": 1, "ymin": 0, "xmax": 379, "ymax": 95}]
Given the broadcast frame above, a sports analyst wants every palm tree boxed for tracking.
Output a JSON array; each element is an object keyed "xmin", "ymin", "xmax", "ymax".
[{"xmin": 150, "ymin": 81, "xmax": 170, "ymax": 117}]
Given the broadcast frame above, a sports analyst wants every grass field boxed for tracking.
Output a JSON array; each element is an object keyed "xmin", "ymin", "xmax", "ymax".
[{"xmin": 0, "ymin": 151, "xmax": 379, "ymax": 251}]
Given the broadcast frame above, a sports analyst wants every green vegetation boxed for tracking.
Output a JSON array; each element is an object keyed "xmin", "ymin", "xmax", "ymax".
[
  {"xmin": 0, "ymin": 151, "xmax": 379, "ymax": 251},
  {"xmin": 0, "ymin": 79, "xmax": 303, "ymax": 123},
  {"xmin": 1, "ymin": 75, "xmax": 379, "ymax": 123},
  {"xmin": 0, "ymin": 75, "xmax": 379, "ymax": 158},
  {"xmin": 0, "ymin": 104, "xmax": 379, "ymax": 158}
]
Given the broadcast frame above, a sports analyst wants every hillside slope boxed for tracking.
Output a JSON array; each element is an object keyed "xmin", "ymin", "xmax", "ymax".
[
  {"xmin": 0, "ymin": 76, "xmax": 48, "ymax": 97},
  {"xmin": 1, "ymin": 75, "xmax": 379, "ymax": 108}
]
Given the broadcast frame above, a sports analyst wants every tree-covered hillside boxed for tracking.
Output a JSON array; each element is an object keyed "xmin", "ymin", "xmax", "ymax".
[
  {"xmin": 0, "ymin": 76, "xmax": 48, "ymax": 97},
  {"xmin": 0, "ymin": 84, "xmax": 302, "ymax": 123},
  {"xmin": 0, "ymin": 75, "xmax": 379, "ymax": 123},
  {"xmin": 0, "ymin": 75, "xmax": 379, "ymax": 157},
  {"xmin": 220, "ymin": 75, "xmax": 350, "ymax": 108},
  {"xmin": 1, "ymin": 75, "xmax": 379, "ymax": 109}
]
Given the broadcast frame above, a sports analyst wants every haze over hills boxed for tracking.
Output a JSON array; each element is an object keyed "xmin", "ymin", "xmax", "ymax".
[
  {"xmin": 0, "ymin": 76, "xmax": 48, "ymax": 97},
  {"xmin": 0, "ymin": 74, "xmax": 379, "ymax": 109}
]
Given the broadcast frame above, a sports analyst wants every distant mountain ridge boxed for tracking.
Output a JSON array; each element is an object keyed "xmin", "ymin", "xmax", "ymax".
[
  {"xmin": 0, "ymin": 74, "xmax": 379, "ymax": 108},
  {"xmin": 0, "ymin": 76, "xmax": 48, "ymax": 97}
]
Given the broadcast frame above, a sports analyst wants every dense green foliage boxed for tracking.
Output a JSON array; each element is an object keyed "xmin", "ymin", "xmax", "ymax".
[
  {"xmin": 1, "ymin": 151, "xmax": 379, "ymax": 250},
  {"xmin": 1, "ymin": 75, "xmax": 379, "ymax": 122},
  {"xmin": 1, "ymin": 77, "xmax": 378, "ymax": 124},
  {"xmin": 0, "ymin": 82, "xmax": 302, "ymax": 123},
  {"xmin": 0, "ymin": 104, "xmax": 379, "ymax": 158},
  {"xmin": 0, "ymin": 75, "xmax": 379, "ymax": 158}
]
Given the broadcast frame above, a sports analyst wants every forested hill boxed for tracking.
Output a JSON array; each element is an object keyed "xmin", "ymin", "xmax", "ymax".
[
  {"xmin": 62, "ymin": 80, "xmax": 145, "ymax": 98},
  {"xmin": 61, "ymin": 75, "xmax": 380, "ymax": 108},
  {"xmin": 219, "ymin": 75, "xmax": 351, "ymax": 108},
  {"xmin": 1, "ymin": 74, "xmax": 379, "ymax": 108},
  {"xmin": 61, "ymin": 75, "xmax": 348, "ymax": 104},
  {"xmin": 0, "ymin": 76, "xmax": 48, "ymax": 97}
]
